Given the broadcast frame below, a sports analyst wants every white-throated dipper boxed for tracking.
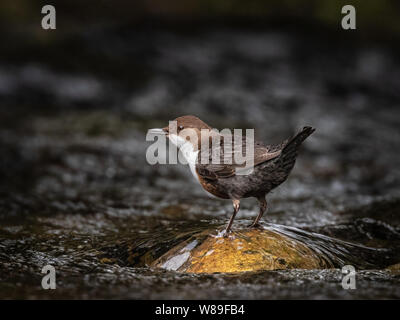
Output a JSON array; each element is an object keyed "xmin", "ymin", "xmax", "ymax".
[{"xmin": 149, "ymin": 115, "xmax": 315, "ymax": 236}]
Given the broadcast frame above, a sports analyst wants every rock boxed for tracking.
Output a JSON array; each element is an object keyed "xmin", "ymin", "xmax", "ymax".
[
  {"xmin": 151, "ymin": 228, "xmax": 331, "ymax": 273},
  {"xmin": 386, "ymin": 263, "xmax": 400, "ymax": 274},
  {"xmin": 100, "ymin": 257, "xmax": 115, "ymax": 264}
]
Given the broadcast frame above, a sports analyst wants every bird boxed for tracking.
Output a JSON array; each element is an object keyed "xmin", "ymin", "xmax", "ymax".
[{"xmin": 149, "ymin": 115, "xmax": 315, "ymax": 236}]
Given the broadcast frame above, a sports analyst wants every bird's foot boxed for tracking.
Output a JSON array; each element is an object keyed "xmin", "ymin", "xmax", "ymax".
[
  {"xmin": 222, "ymin": 230, "xmax": 231, "ymax": 238},
  {"xmin": 247, "ymin": 222, "xmax": 262, "ymax": 229},
  {"xmin": 220, "ymin": 228, "xmax": 234, "ymax": 238}
]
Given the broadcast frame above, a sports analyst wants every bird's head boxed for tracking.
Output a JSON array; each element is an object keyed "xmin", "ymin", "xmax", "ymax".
[{"xmin": 149, "ymin": 115, "xmax": 213, "ymax": 151}]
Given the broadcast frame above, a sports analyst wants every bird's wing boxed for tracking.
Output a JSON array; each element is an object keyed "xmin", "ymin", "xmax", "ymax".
[{"xmin": 196, "ymin": 134, "xmax": 281, "ymax": 180}]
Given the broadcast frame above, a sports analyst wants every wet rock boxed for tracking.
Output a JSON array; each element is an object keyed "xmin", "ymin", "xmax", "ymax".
[
  {"xmin": 386, "ymin": 263, "xmax": 400, "ymax": 274},
  {"xmin": 151, "ymin": 228, "xmax": 331, "ymax": 273},
  {"xmin": 100, "ymin": 257, "xmax": 116, "ymax": 264}
]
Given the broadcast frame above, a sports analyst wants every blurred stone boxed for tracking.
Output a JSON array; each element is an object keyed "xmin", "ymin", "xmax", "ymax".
[
  {"xmin": 386, "ymin": 263, "xmax": 400, "ymax": 274},
  {"xmin": 100, "ymin": 257, "xmax": 115, "ymax": 264}
]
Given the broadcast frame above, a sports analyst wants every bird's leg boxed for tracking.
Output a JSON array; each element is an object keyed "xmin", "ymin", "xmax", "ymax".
[
  {"xmin": 224, "ymin": 199, "xmax": 240, "ymax": 237},
  {"xmin": 249, "ymin": 196, "xmax": 267, "ymax": 228}
]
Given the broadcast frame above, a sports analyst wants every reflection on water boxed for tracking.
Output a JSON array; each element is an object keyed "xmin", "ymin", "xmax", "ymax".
[
  {"xmin": 267, "ymin": 223, "xmax": 399, "ymax": 269},
  {"xmin": 0, "ymin": 27, "xmax": 400, "ymax": 299}
]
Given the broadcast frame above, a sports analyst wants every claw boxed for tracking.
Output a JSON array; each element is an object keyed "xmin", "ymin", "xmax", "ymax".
[
  {"xmin": 247, "ymin": 222, "xmax": 262, "ymax": 229},
  {"xmin": 222, "ymin": 229, "xmax": 231, "ymax": 238},
  {"xmin": 219, "ymin": 228, "xmax": 235, "ymax": 238}
]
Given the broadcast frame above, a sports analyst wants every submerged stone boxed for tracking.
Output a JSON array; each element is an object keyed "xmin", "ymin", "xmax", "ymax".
[
  {"xmin": 386, "ymin": 263, "xmax": 400, "ymax": 274},
  {"xmin": 151, "ymin": 228, "xmax": 331, "ymax": 273}
]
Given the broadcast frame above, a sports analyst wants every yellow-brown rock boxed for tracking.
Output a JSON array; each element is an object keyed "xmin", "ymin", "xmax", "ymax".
[
  {"xmin": 151, "ymin": 228, "xmax": 331, "ymax": 273},
  {"xmin": 386, "ymin": 263, "xmax": 400, "ymax": 274}
]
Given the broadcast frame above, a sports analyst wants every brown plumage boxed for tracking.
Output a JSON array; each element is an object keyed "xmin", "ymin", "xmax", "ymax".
[{"xmin": 150, "ymin": 115, "xmax": 315, "ymax": 235}]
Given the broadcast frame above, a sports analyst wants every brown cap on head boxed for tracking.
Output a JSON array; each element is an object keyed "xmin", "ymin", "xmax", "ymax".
[{"xmin": 163, "ymin": 115, "xmax": 211, "ymax": 133}]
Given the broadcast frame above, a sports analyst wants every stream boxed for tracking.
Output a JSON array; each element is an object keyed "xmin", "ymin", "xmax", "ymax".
[{"xmin": 0, "ymin": 27, "xmax": 400, "ymax": 299}]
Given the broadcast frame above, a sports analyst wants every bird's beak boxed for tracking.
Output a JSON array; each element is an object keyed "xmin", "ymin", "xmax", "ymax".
[{"xmin": 148, "ymin": 128, "xmax": 168, "ymax": 136}]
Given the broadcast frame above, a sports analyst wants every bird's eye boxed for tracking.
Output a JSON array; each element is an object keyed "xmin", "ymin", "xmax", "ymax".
[{"xmin": 178, "ymin": 125, "xmax": 184, "ymax": 131}]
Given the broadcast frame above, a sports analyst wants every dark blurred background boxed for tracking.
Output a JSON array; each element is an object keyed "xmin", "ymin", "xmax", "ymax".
[
  {"xmin": 1, "ymin": 0, "xmax": 400, "ymax": 195},
  {"xmin": 2, "ymin": 0, "xmax": 400, "ymax": 35}
]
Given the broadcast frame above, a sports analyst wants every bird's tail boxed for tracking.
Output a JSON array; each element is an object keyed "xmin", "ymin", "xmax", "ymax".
[{"xmin": 279, "ymin": 126, "xmax": 315, "ymax": 170}]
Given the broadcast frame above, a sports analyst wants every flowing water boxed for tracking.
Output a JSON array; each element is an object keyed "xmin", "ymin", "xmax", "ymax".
[{"xmin": 0, "ymin": 27, "xmax": 400, "ymax": 299}]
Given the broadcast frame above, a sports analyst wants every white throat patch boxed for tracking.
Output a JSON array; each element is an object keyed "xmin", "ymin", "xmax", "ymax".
[{"xmin": 169, "ymin": 134, "xmax": 199, "ymax": 182}]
